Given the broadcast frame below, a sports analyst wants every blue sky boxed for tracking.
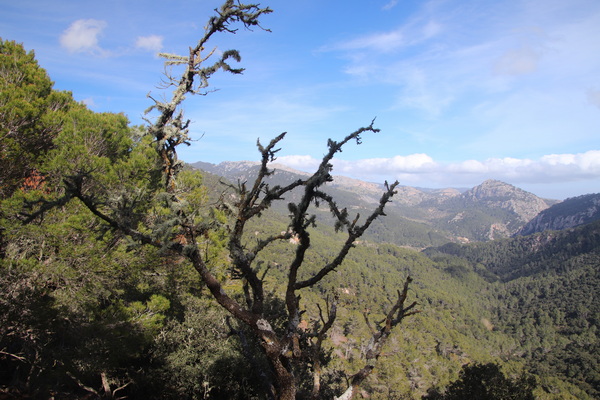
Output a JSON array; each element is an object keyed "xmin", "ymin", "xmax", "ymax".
[{"xmin": 2, "ymin": 0, "xmax": 599, "ymax": 199}]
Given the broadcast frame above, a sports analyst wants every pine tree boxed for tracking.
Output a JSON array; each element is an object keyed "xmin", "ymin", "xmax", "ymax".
[{"xmin": 0, "ymin": 39, "xmax": 73, "ymax": 198}]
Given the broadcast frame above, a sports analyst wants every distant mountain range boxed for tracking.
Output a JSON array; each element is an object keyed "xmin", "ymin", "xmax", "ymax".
[{"xmin": 190, "ymin": 160, "xmax": 596, "ymax": 244}]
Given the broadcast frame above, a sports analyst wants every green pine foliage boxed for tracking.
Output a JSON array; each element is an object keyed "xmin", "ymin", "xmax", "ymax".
[
  {"xmin": 423, "ymin": 362, "xmax": 536, "ymax": 400},
  {"xmin": 425, "ymin": 222, "xmax": 600, "ymax": 399},
  {"xmin": 0, "ymin": 38, "xmax": 73, "ymax": 198},
  {"xmin": 1, "ymin": 24, "xmax": 598, "ymax": 400}
]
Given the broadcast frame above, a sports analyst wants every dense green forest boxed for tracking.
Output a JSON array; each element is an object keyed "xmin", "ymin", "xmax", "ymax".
[
  {"xmin": 1, "ymin": 3, "xmax": 598, "ymax": 398},
  {"xmin": 424, "ymin": 223, "xmax": 600, "ymax": 398}
]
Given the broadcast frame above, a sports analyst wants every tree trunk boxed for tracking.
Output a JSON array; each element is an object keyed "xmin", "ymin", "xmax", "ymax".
[
  {"xmin": 268, "ymin": 353, "xmax": 296, "ymax": 400},
  {"xmin": 311, "ymin": 365, "xmax": 321, "ymax": 400}
]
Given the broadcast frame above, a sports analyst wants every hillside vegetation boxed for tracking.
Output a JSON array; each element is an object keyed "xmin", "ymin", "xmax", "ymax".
[
  {"xmin": 1, "ymin": 25, "xmax": 598, "ymax": 400},
  {"xmin": 425, "ymin": 221, "xmax": 600, "ymax": 398},
  {"xmin": 516, "ymin": 193, "xmax": 600, "ymax": 236}
]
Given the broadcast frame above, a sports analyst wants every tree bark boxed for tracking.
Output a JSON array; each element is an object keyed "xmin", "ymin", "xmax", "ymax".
[{"xmin": 269, "ymin": 354, "xmax": 296, "ymax": 400}]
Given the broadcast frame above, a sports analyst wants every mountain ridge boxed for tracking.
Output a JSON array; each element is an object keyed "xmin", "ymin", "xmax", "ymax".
[
  {"xmin": 189, "ymin": 161, "xmax": 560, "ymax": 243},
  {"xmin": 516, "ymin": 193, "xmax": 600, "ymax": 236}
]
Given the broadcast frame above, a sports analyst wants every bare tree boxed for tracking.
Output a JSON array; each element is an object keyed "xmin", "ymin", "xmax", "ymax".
[
  {"xmin": 335, "ymin": 277, "xmax": 419, "ymax": 400},
  {"xmin": 22, "ymin": 2, "xmax": 418, "ymax": 398}
]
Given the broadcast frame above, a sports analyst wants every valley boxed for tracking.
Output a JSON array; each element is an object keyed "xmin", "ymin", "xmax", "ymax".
[{"xmin": 188, "ymin": 160, "xmax": 600, "ymax": 399}]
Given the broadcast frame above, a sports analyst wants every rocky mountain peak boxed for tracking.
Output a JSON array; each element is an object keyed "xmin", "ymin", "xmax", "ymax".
[
  {"xmin": 462, "ymin": 179, "xmax": 550, "ymax": 223},
  {"xmin": 466, "ymin": 179, "xmax": 519, "ymax": 199}
]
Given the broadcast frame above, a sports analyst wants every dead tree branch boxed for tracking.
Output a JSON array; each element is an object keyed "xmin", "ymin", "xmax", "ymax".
[{"xmin": 335, "ymin": 276, "xmax": 419, "ymax": 400}]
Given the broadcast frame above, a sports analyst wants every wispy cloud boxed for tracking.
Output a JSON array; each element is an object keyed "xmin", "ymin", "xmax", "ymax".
[
  {"xmin": 493, "ymin": 45, "xmax": 540, "ymax": 76},
  {"xmin": 60, "ymin": 19, "xmax": 108, "ymax": 56},
  {"xmin": 135, "ymin": 35, "xmax": 163, "ymax": 53},
  {"xmin": 382, "ymin": 0, "xmax": 399, "ymax": 11},
  {"xmin": 319, "ymin": 0, "xmax": 600, "ymax": 161},
  {"xmin": 588, "ymin": 89, "xmax": 600, "ymax": 110},
  {"xmin": 392, "ymin": 67, "xmax": 455, "ymax": 117},
  {"xmin": 327, "ymin": 19, "xmax": 441, "ymax": 54},
  {"xmin": 337, "ymin": 29, "xmax": 406, "ymax": 53}
]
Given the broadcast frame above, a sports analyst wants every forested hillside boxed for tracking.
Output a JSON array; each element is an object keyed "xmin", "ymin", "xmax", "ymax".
[
  {"xmin": 424, "ymin": 221, "xmax": 600, "ymax": 398},
  {"xmin": 1, "ymin": 5, "xmax": 598, "ymax": 399},
  {"xmin": 516, "ymin": 193, "xmax": 600, "ymax": 236}
]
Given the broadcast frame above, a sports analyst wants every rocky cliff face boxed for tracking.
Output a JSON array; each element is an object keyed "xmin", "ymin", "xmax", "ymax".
[
  {"xmin": 462, "ymin": 179, "xmax": 551, "ymax": 223},
  {"xmin": 516, "ymin": 193, "xmax": 600, "ymax": 236}
]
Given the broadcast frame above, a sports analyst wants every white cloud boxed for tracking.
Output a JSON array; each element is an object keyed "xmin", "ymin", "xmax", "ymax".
[
  {"xmin": 275, "ymin": 151, "xmax": 600, "ymax": 189},
  {"xmin": 135, "ymin": 35, "xmax": 163, "ymax": 52},
  {"xmin": 356, "ymin": 153, "xmax": 436, "ymax": 173},
  {"xmin": 435, "ymin": 152, "xmax": 600, "ymax": 183},
  {"xmin": 448, "ymin": 157, "xmax": 533, "ymax": 174},
  {"xmin": 277, "ymin": 153, "xmax": 438, "ymax": 177},
  {"xmin": 81, "ymin": 97, "xmax": 97, "ymax": 108},
  {"xmin": 541, "ymin": 150, "xmax": 600, "ymax": 171},
  {"xmin": 60, "ymin": 19, "xmax": 107, "ymax": 55},
  {"xmin": 276, "ymin": 155, "xmax": 320, "ymax": 172}
]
